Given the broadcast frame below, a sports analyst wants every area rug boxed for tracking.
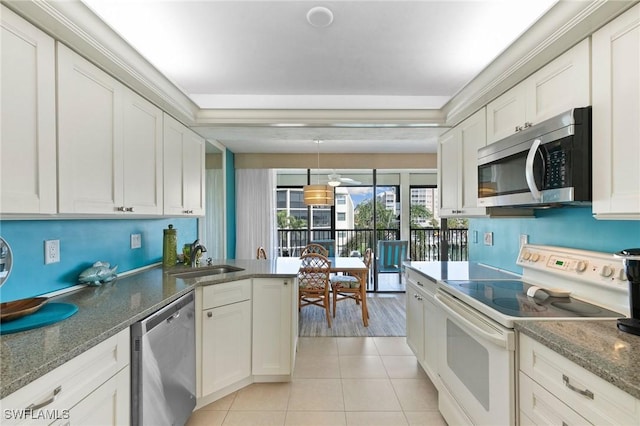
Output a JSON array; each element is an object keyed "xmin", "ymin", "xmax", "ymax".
[{"xmin": 298, "ymin": 293, "xmax": 406, "ymax": 337}]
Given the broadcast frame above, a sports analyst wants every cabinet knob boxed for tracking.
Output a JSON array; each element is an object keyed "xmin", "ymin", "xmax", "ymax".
[
  {"xmin": 284, "ymin": 280, "xmax": 288, "ymax": 286},
  {"xmin": 183, "ymin": 209, "xmax": 194, "ymax": 214},
  {"xmin": 125, "ymin": 207, "xmax": 135, "ymax": 212},
  {"xmin": 207, "ymin": 311, "xmax": 213, "ymax": 318},
  {"xmin": 515, "ymin": 125, "xmax": 522, "ymax": 132},
  {"xmin": 116, "ymin": 206, "xmax": 126, "ymax": 212},
  {"xmin": 524, "ymin": 121, "xmax": 533, "ymax": 128}
]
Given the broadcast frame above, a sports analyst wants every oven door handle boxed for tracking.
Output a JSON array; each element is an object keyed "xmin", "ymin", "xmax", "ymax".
[
  {"xmin": 435, "ymin": 292, "xmax": 514, "ymax": 350},
  {"xmin": 525, "ymin": 138, "xmax": 543, "ymax": 201}
]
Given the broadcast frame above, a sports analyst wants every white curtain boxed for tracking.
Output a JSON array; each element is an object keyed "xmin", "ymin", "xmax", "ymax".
[
  {"xmin": 235, "ymin": 169, "xmax": 277, "ymax": 259},
  {"xmin": 204, "ymin": 169, "xmax": 225, "ymax": 259}
]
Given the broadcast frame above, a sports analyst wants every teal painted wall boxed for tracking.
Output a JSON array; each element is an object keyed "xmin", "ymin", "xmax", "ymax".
[
  {"xmin": 0, "ymin": 218, "xmax": 197, "ymax": 302},
  {"xmin": 226, "ymin": 149, "xmax": 236, "ymax": 259},
  {"xmin": 469, "ymin": 207, "xmax": 640, "ymax": 274}
]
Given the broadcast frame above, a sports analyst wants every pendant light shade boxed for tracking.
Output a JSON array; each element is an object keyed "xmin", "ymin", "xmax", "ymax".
[
  {"xmin": 303, "ymin": 184, "xmax": 334, "ymax": 206},
  {"xmin": 303, "ymin": 140, "xmax": 334, "ymax": 206}
]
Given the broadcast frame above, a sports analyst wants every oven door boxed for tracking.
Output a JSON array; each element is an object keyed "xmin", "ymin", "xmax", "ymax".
[{"xmin": 434, "ymin": 290, "xmax": 516, "ymax": 426}]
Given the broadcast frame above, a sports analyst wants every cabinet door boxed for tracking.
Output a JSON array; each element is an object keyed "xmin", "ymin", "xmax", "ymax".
[
  {"xmin": 438, "ymin": 129, "xmax": 461, "ymax": 216},
  {"xmin": 459, "ymin": 108, "xmax": 487, "ymax": 215},
  {"xmin": 406, "ymin": 282, "xmax": 425, "ymax": 362},
  {"xmin": 163, "ymin": 114, "xmax": 205, "ymax": 216},
  {"xmin": 54, "ymin": 367, "xmax": 129, "ymax": 426},
  {"xmin": 486, "ymin": 84, "xmax": 527, "ymax": 144},
  {"xmin": 122, "ymin": 90, "xmax": 163, "ymax": 215},
  {"xmin": 57, "ymin": 43, "xmax": 124, "ymax": 214},
  {"xmin": 0, "ymin": 6, "xmax": 56, "ymax": 214},
  {"xmin": 592, "ymin": 4, "xmax": 640, "ymax": 219},
  {"xmin": 422, "ymin": 295, "xmax": 440, "ymax": 386},
  {"xmin": 252, "ymin": 278, "xmax": 293, "ymax": 376},
  {"xmin": 525, "ymin": 39, "xmax": 591, "ymax": 125},
  {"xmin": 183, "ymin": 129, "xmax": 205, "ymax": 215},
  {"xmin": 202, "ymin": 300, "xmax": 251, "ymax": 396}
]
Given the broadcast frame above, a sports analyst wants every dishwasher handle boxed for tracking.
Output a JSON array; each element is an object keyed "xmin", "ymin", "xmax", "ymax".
[{"xmin": 139, "ymin": 292, "xmax": 194, "ymax": 333}]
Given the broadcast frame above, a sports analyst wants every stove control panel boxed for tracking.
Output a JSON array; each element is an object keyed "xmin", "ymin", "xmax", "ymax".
[{"xmin": 517, "ymin": 244, "xmax": 628, "ymax": 289}]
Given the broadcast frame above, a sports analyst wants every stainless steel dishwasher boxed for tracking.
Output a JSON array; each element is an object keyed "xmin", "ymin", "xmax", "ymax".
[{"xmin": 131, "ymin": 291, "xmax": 196, "ymax": 426}]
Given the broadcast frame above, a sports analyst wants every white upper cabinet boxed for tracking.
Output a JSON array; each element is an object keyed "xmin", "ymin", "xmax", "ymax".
[
  {"xmin": 58, "ymin": 43, "xmax": 163, "ymax": 215},
  {"xmin": 487, "ymin": 38, "xmax": 591, "ymax": 144},
  {"xmin": 0, "ymin": 6, "xmax": 56, "ymax": 215},
  {"xmin": 592, "ymin": 4, "xmax": 640, "ymax": 220},
  {"xmin": 122, "ymin": 90, "xmax": 164, "ymax": 215},
  {"xmin": 438, "ymin": 108, "xmax": 488, "ymax": 217},
  {"xmin": 58, "ymin": 43, "xmax": 125, "ymax": 214},
  {"xmin": 163, "ymin": 113, "xmax": 205, "ymax": 216}
]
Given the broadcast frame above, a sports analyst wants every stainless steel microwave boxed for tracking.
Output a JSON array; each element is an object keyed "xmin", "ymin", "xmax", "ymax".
[{"xmin": 477, "ymin": 107, "xmax": 592, "ymax": 208}]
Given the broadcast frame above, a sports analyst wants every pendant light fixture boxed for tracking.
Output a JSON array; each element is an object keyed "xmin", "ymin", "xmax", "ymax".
[{"xmin": 303, "ymin": 140, "xmax": 334, "ymax": 206}]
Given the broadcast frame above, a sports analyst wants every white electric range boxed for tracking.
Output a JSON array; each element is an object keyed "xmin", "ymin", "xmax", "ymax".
[{"xmin": 433, "ymin": 244, "xmax": 629, "ymax": 426}]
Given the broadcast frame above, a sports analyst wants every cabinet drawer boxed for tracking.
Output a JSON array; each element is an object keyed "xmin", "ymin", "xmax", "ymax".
[
  {"xmin": 202, "ymin": 279, "xmax": 251, "ymax": 309},
  {"xmin": 519, "ymin": 334, "xmax": 640, "ymax": 425},
  {"xmin": 405, "ymin": 269, "xmax": 438, "ymax": 296},
  {"xmin": 0, "ymin": 328, "xmax": 129, "ymax": 425},
  {"xmin": 519, "ymin": 371, "xmax": 590, "ymax": 426}
]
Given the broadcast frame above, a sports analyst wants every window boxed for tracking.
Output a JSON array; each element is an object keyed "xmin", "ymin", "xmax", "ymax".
[
  {"xmin": 337, "ymin": 212, "xmax": 346, "ymax": 221},
  {"xmin": 336, "ymin": 195, "xmax": 346, "ymax": 205}
]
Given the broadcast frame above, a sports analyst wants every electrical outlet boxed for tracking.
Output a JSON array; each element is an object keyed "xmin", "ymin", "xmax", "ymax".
[
  {"xmin": 44, "ymin": 240, "xmax": 60, "ymax": 264},
  {"xmin": 131, "ymin": 233, "xmax": 142, "ymax": 249},
  {"xmin": 520, "ymin": 234, "xmax": 529, "ymax": 247},
  {"xmin": 484, "ymin": 232, "xmax": 493, "ymax": 246}
]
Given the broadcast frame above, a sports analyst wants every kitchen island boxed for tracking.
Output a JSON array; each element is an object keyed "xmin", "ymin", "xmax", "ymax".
[{"xmin": 0, "ymin": 258, "xmax": 301, "ymax": 399}]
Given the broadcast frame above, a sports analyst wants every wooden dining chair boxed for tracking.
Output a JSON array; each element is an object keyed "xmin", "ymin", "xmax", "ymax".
[
  {"xmin": 298, "ymin": 253, "xmax": 332, "ymax": 328},
  {"xmin": 256, "ymin": 246, "xmax": 267, "ymax": 259},
  {"xmin": 301, "ymin": 243, "xmax": 329, "ymax": 257},
  {"xmin": 331, "ymin": 248, "xmax": 372, "ymax": 322}
]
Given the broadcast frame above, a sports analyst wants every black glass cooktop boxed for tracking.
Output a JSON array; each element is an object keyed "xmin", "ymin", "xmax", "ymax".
[{"xmin": 441, "ymin": 280, "xmax": 622, "ymax": 318}]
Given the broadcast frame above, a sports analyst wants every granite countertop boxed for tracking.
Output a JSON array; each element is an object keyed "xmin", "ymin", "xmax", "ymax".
[
  {"xmin": 0, "ymin": 258, "xmax": 301, "ymax": 399},
  {"xmin": 515, "ymin": 320, "xmax": 640, "ymax": 400},
  {"xmin": 404, "ymin": 261, "xmax": 520, "ymax": 283}
]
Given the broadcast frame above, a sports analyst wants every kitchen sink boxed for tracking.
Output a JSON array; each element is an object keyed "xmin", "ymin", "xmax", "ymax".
[{"xmin": 168, "ymin": 265, "xmax": 244, "ymax": 279}]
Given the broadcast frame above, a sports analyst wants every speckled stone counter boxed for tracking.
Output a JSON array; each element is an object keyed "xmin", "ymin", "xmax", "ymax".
[
  {"xmin": 404, "ymin": 261, "xmax": 519, "ymax": 283},
  {"xmin": 515, "ymin": 320, "xmax": 640, "ymax": 400},
  {"xmin": 0, "ymin": 258, "xmax": 300, "ymax": 399}
]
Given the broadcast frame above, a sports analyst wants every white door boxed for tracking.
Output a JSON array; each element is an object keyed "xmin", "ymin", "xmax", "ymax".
[
  {"xmin": 252, "ymin": 278, "xmax": 292, "ymax": 376},
  {"xmin": 406, "ymin": 282, "xmax": 425, "ymax": 362},
  {"xmin": 122, "ymin": 90, "xmax": 163, "ymax": 215},
  {"xmin": 201, "ymin": 300, "xmax": 251, "ymax": 395},
  {"xmin": 0, "ymin": 6, "xmax": 56, "ymax": 214},
  {"xmin": 57, "ymin": 43, "xmax": 124, "ymax": 214},
  {"xmin": 459, "ymin": 108, "xmax": 487, "ymax": 215},
  {"xmin": 592, "ymin": 4, "xmax": 640, "ymax": 219},
  {"xmin": 438, "ymin": 129, "xmax": 461, "ymax": 215},
  {"xmin": 486, "ymin": 84, "xmax": 527, "ymax": 144}
]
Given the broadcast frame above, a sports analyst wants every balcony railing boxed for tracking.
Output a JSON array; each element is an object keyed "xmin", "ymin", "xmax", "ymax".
[{"xmin": 277, "ymin": 228, "xmax": 468, "ymax": 261}]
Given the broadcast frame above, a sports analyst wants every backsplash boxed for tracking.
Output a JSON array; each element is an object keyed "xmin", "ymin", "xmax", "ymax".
[
  {"xmin": 0, "ymin": 218, "xmax": 197, "ymax": 302},
  {"xmin": 469, "ymin": 207, "xmax": 640, "ymax": 274}
]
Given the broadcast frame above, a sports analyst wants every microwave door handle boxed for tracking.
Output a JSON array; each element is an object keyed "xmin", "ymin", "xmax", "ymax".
[{"xmin": 525, "ymin": 139, "xmax": 542, "ymax": 201}]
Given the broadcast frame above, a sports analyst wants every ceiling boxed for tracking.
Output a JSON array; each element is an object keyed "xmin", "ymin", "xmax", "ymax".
[{"xmin": 81, "ymin": 0, "xmax": 557, "ymax": 154}]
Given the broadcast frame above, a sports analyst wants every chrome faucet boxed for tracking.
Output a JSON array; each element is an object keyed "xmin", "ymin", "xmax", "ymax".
[{"xmin": 189, "ymin": 239, "xmax": 207, "ymax": 267}]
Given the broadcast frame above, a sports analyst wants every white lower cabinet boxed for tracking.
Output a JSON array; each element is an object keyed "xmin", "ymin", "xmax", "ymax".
[
  {"xmin": 199, "ymin": 280, "xmax": 252, "ymax": 398},
  {"xmin": 52, "ymin": 367, "xmax": 130, "ymax": 426},
  {"xmin": 201, "ymin": 300, "xmax": 251, "ymax": 396},
  {"xmin": 0, "ymin": 329, "xmax": 130, "ymax": 426},
  {"xmin": 252, "ymin": 278, "xmax": 296, "ymax": 377},
  {"xmin": 405, "ymin": 269, "xmax": 440, "ymax": 387},
  {"xmin": 519, "ymin": 333, "xmax": 640, "ymax": 426},
  {"xmin": 197, "ymin": 277, "xmax": 297, "ymax": 405}
]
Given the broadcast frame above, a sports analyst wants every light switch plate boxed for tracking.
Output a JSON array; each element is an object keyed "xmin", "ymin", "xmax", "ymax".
[
  {"xmin": 484, "ymin": 232, "xmax": 493, "ymax": 246},
  {"xmin": 520, "ymin": 234, "xmax": 529, "ymax": 247},
  {"xmin": 131, "ymin": 234, "xmax": 142, "ymax": 249}
]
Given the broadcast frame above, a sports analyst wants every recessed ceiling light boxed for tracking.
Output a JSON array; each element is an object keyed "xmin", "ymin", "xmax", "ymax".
[{"xmin": 306, "ymin": 6, "xmax": 334, "ymax": 28}]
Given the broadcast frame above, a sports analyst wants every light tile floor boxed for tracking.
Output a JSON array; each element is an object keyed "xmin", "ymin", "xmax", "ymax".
[{"xmin": 187, "ymin": 337, "xmax": 447, "ymax": 426}]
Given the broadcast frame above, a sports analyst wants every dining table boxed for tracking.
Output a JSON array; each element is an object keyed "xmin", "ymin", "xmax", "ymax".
[{"xmin": 277, "ymin": 256, "xmax": 370, "ymax": 326}]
